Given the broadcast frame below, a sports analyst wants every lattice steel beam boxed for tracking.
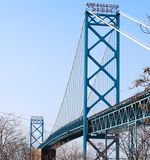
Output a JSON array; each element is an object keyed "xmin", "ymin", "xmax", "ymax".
[{"xmin": 90, "ymin": 92, "xmax": 150, "ymax": 133}]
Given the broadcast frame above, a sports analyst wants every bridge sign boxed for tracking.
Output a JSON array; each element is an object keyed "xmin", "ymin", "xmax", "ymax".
[{"xmin": 86, "ymin": 3, "xmax": 119, "ymax": 13}]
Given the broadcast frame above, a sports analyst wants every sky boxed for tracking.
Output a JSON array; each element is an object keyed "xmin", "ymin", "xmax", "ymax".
[{"xmin": 0, "ymin": 0, "xmax": 149, "ymax": 137}]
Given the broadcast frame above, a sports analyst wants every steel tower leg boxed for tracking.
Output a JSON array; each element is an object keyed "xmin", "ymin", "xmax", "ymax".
[
  {"xmin": 83, "ymin": 10, "xmax": 88, "ymax": 159},
  {"xmin": 116, "ymin": 11, "xmax": 120, "ymax": 160}
]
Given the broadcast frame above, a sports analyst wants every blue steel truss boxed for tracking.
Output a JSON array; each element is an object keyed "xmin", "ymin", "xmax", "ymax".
[
  {"xmin": 30, "ymin": 116, "xmax": 44, "ymax": 149},
  {"xmin": 83, "ymin": 10, "xmax": 120, "ymax": 157},
  {"xmin": 90, "ymin": 91, "xmax": 150, "ymax": 133},
  {"xmin": 39, "ymin": 91, "xmax": 150, "ymax": 149}
]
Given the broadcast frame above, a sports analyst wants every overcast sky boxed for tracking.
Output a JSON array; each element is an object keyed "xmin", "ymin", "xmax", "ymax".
[{"xmin": 0, "ymin": 0, "xmax": 149, "ymax": 136}]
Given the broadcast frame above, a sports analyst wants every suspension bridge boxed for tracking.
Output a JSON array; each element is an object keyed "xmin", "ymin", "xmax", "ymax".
[{"xmin": 31, "ymin": 4, "xmax": 150, "ymax": 160}]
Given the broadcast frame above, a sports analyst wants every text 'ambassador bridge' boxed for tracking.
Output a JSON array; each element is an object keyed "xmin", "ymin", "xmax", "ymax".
[{"xmin": 30, "ymin": 3, "xmax": 150, "ymax": 160}]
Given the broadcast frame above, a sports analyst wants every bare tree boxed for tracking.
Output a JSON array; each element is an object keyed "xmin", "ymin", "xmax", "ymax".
[
  {"xmin": 87, "ymin": 140, "xmax": 116, "ymax": 159},
  {"xmin": 121, "ymin": 67, "xmax": 150, "ymax": 159},
  {"xmin": 140, "ymin": 16, "xmax": 150, "ymax": 34},
  {"xmin": 56, "ymin": 142, "xmax": 93, "ymax": 160},
  {"xmin": 57, "ymin": 143, "xmax": 82, "ymax": 160},
  {"xmin": 120, "ymin": 125, "xmax": 150, "ymax": 160},
  {"xmin": 0, "ymin": 113, "xmax": 30, "ymax": 160},
  {"xmin": 130, "ymin": 67, "xmax": 150, "ymax": 90}
]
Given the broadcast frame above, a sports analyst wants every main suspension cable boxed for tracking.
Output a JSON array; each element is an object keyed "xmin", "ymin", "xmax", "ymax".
[{"xmin": 119, "ymin": 11, "xmax": 150, "ymax": 29}]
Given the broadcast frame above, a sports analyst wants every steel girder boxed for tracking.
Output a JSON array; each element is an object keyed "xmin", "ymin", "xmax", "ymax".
[{"xmin": 90, "ymin": 91, "xmax": 150, "ymax": 134}]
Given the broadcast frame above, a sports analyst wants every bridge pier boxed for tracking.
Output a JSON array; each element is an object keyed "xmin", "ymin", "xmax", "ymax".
[{"xmin": 41, "ymin": 147, "xmax": 56, "ymax": 160}]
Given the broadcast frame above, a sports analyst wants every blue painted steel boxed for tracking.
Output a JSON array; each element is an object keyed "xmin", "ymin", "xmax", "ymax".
[
  {"xmin": 83, "ymin": 10, "xmax": 120, "ymax": 158},
  {"xmin": 116, "ymin": 12, "xmax": 120, "ymax": 160},
  {"xmin": 30, "ymin": 116, "xmax": 44, "ymax": 149},
  {"xmin": 90, "ymin": 91, "xmax": 150, "ymax": 133},
  {"xmin": 83, "ymin": 10, "xmax": 88, "ymax": 157},
  {"xmin": 116, "ymin": 12, "xmax": 120, "ymax": 106},
  {"xmin": 85, "ymin": 11, "xmax": 120, "ymax": 112},
  {"xmin": 39, "ymin": 91, "xmax": 150, "ymax": 149}
]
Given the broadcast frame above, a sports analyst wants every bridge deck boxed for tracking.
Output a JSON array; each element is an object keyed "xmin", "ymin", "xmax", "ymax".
[{"xmin": 39, "ymin": 90, "xmax": 150, "ymax": 149}]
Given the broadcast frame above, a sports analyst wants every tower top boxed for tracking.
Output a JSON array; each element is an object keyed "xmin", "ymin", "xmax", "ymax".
[{"xmin": 86, "ymin": 3, "xmax": 119, "ymax": 14}]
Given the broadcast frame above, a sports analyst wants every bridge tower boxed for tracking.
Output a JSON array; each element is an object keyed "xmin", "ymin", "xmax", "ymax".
[
  {"xmin": 83, "ymin": 4, "xmax": 120, "ymax": 159},
  {"xmin": 30, "ymin": 116, "xmax": 44, "ymax": 149}
]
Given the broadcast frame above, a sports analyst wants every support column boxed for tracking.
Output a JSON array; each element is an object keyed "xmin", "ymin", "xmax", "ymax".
[
  {"xmin": 115, "ymin": 134, "xmax": 119, "ymax": 160},
  {"xmin": 105, "ymin": 131, "xmax": 107, "ymax": 159},
  {"xmin": 135, "ymin": 122, "xmax": 137, "ymax": 156},
  {"xmin": 116, "ymin": 12, "xmax": 120, "ymax": 160},
  {"xmin": 131, "ymin": 129, "xmax": 134, "ymax": 160},
  {"xmin": 83, "ymin": 10, "xmax": 88, "ymax": 159},
  {"xmin": 128, "ymin": 126, "xmax": 134, "ymax": 160},
  {"xmin": 41, "ymin": 147, "xmax": 56, "ymax": 160}
]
